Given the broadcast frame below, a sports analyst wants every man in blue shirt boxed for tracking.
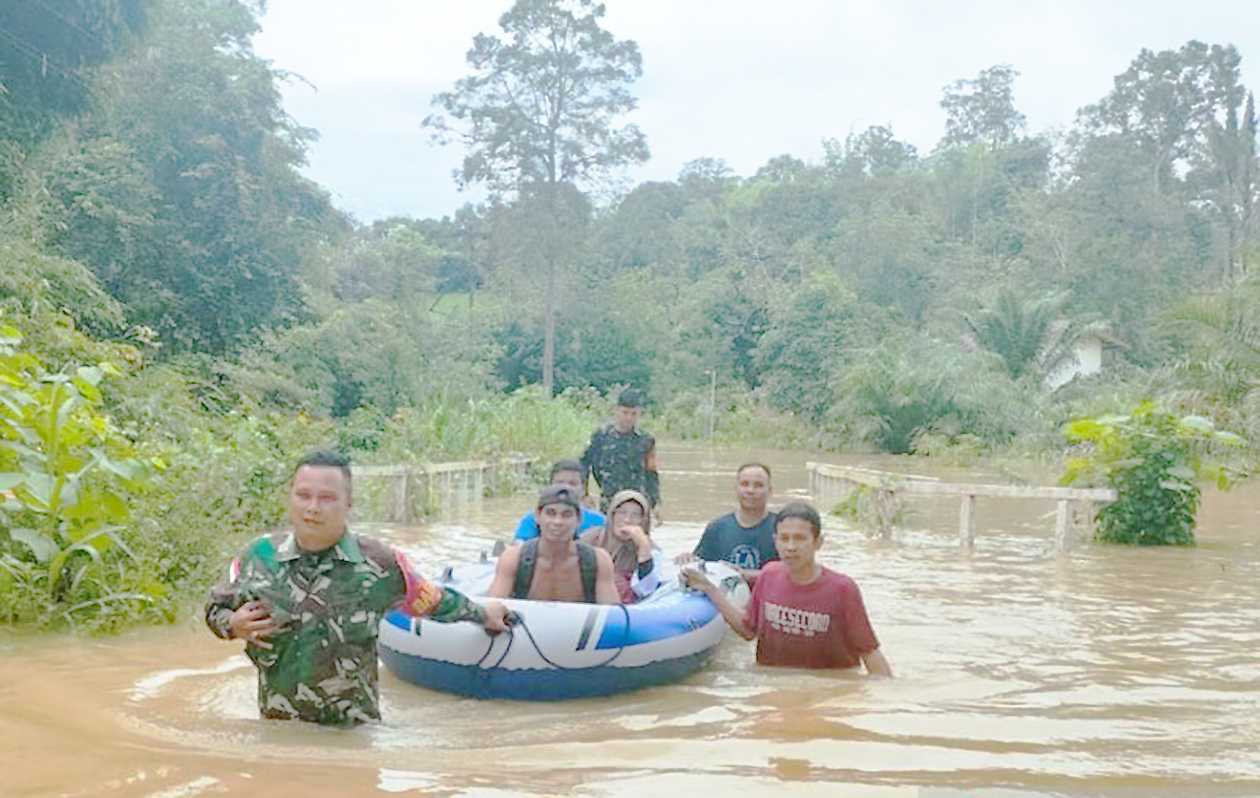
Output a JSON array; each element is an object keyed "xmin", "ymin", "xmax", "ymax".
[
  {"xmin": 676, "ymin": 462, "xmax": 778, "ymax": 585},
  {"xmin": 514, "ymin": 459, "xmax": 606, "ymax": 541}
]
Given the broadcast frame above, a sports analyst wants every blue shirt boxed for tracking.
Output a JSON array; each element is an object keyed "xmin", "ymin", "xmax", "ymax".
[{"xmin": 514, "ymin": 507, "xmax": 606, "ymax": 541}]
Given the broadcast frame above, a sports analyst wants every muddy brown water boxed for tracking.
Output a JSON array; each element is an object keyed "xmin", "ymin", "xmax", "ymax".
[{"xmin": 1, "ymin": 445, "xmax": 1258, "ymax": 797}]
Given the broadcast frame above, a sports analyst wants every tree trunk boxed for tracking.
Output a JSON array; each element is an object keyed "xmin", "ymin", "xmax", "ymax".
[
  {"xmin": 542, "ymin": 258, "xmax": 556, "ymax": 396},
  {"xmin": 1227, "ymin": 223, "xmax": 1238, "ymax": 285},
  {"xmin": 541, "ymin": 180, "xmax": 560, "ymax": 398}
]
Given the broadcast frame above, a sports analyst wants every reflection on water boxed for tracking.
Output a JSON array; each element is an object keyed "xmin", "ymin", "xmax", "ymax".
[{"xmin": 2, "ymin": 444, "xmax": 1259, "ymax": 797}]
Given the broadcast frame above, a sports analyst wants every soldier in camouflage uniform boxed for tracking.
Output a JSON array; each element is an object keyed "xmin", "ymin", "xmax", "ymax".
[
  {"xmin": 206, "ymin": 450, "xmax": 509, "ymax": 726},
  {"xmin": 580, "ymin": 388, "xmax": 661, "ymax": 514}
]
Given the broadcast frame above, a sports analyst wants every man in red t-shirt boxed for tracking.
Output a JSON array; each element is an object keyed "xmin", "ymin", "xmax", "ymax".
[{"xmin": 684, "ymin": 501, "xmax": 892, "ymax": 675}]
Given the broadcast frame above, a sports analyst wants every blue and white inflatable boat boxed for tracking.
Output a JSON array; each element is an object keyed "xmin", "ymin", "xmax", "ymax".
[{"xmin": 378, "ymin": 556, "xmax": 748, "ymax": 700}]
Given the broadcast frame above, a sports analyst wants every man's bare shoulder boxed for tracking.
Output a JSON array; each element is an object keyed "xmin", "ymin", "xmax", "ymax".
[{"xmin": 498, "ymin": 544, "xmax": 523, "ymax": 567}]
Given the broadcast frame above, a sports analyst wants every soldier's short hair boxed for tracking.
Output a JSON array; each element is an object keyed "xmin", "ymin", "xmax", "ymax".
[
  {"xmin": 294, "ymin": 450, "xmax": 353, "ymax": 496},
  {"xmin": 775, "ymin": 501, "xmax": 822, "ymax": 538},
  {"xmin": 549, "ymin": 459, "xmax": 584, "ymax": 481},
  {"xmin": 617, "ymin": 387, "xmax": 644, "ymax": 408}
]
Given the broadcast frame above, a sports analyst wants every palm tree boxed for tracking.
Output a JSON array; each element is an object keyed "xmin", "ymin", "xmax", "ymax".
[
  {"xmin": 1160, "ymin": 279, "xmax": 1260, "ymax": 406},
  {"xmin": 964, "ymin": 288, "xmax": 1084, "ymax": 381}
]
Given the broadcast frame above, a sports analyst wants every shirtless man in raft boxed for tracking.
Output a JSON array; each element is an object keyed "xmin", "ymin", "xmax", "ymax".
[{"xmin": 488, "ymin": 485, "xmax": 619, "ymax": 604}]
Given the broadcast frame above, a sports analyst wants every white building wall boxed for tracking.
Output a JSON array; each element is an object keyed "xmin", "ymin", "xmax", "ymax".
[{"xmin": 1045, "ymin": 337, "xmax": 1104, "ymax": 391}]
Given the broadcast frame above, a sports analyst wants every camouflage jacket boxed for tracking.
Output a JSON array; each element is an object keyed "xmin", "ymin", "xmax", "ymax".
[
  {"xmin": 205, "ymin": 529, "xmax": 482, "ymax": 726},
  {"xmin": 580, "ymin": 424, "xmax": 660, "ymax": 512}
]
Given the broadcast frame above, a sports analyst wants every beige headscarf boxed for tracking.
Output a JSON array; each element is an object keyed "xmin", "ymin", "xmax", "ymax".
[{"xmin": 580, "ymin": 489, "xmax": 652, "ymax": 577}]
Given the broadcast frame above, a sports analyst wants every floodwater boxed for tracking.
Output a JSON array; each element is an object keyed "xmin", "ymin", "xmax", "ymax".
[{"xmin": 2, "ymin": 445, "xmax": 1258, "ymax": 797}]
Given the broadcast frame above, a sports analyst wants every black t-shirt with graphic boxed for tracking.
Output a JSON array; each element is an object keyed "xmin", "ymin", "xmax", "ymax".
[{"xmin": 693, "ymin": 511, "xmax": 779, "ymax": 570}]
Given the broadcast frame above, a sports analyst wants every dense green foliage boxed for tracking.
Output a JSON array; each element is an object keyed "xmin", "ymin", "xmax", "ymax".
[
  {"xmin": 1061, "ymin": 403, "xmax": 1243, "ymax": 545},
  {"xmin": 0, "ymin": 323, "xmax": 158, "ymax": 622},
  {"xmin": 0, "ymin": 1, "xmax": 147, "ymax": 194},
  {"xmin": 2, "ymin": 0, "xmax": 1259, "ymax": 628}
]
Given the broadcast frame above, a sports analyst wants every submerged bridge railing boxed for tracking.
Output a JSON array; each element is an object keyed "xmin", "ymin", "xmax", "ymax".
[
  {"xmin": 353, "ymin": 457, "xmax": 536, "ymax": 523},
  {"xmin": 807, "ymin": 462, "xmax": 1117, "ymax": 552}
]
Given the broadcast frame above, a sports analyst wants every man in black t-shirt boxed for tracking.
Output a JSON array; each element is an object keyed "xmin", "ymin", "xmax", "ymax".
[{"xmin": 677, "ymin": 462, "xmax": 778, "ymax": 584}]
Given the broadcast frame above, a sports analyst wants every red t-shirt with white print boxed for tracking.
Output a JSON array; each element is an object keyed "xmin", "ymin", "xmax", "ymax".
[{"xmin": 742, "ymin": 561, "xmax": 880, "ymax": 669}]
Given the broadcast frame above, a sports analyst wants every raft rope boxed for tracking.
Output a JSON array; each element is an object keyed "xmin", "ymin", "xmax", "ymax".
[
  {"xmin": 475, "ymin": 618, "xmax": 515, "ymax": 672},
  {"xmin": 475, "ymin": 604, "xmax": 632, "ymax": 673}
]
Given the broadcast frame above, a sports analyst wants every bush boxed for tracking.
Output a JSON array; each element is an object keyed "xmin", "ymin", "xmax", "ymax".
[
  {"xmin": 1061, "ymin": 402, "xmax": 1244, "ymax": 545},
  {"xmin": 0, "ymin": 322, "xmax": 160, "ymax": 627},
  {"xmin": 0, "ymin": 314, "xmax": 342, "ymax": 631}
]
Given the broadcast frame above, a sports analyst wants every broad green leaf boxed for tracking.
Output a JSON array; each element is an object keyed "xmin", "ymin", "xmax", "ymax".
[
  {"xmin": 55, "ymin": 389, "xmax": 81, "ymax": 430},
  {"xmin": 1179, "ymin": 415, "xmax": 1214, "ymax": 433},
  {"xmin": 98, "ymin": 490, "xmax": 129, "ymax": 523},
  {"xmin": 72, "ymin": 377, "xmax": 102, "ymax": 403},
  {"xmin": 99, "ymin": 457, "xmax": 141, "ymax": 481},
  {"xmin": 16, "ymin": 473, "xmax": 54, "ymax": 509},
  {"xmin": 10, "ymin": 528, "xmax": 58, "ymax": 564},
  {"xmin": 1065, "ymin": 419, "xmax": 1104, "ymax": 441},
  {"xmin": 76, "ymin": 366, "xmax": 104, "ymax": 387}
]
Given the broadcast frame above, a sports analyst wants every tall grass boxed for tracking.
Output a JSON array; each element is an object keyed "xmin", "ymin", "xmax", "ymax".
[{"xmin": 364, "ymin": 386, "xmax": 601, "ymax": 465}]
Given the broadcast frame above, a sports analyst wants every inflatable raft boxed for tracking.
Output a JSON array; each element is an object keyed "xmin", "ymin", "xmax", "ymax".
[{"xmin": 378, "ymin": 555, "xmax": 748, "ymax": 700}]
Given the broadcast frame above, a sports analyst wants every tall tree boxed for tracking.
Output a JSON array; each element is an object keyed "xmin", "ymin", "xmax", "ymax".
[
  {"xmin": 424, "ymin": 0, "xmax": 648, "ymax": 395},
  {"xmin": 940, "ymin": 65, "xmax": 1026, "ymax": 150},
  {"xmin": 823, "ymin": 124, "xmax": 918, "ymax": 178},
  {"xmin": 937, "ymin": 66, "xmax": 1037, "ymax": 248},
  {"xmin": 1079, "ymin": 41, "xmax": 1245, "ymax": 196},
  {"xmin": 1191, "ymin": 90, "xmax": 1259, "ymax": 282}
]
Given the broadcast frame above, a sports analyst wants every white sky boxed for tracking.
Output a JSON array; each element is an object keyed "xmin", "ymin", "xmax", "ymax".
[{"xmin": 252, "ymin": 1, "xmax": 1260, "ymax": 223}]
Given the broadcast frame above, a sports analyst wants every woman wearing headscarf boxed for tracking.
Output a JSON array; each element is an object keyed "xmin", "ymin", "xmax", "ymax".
[{"xmin": 579, "ymin": 489, "xmax": 660, "ymax": 603}]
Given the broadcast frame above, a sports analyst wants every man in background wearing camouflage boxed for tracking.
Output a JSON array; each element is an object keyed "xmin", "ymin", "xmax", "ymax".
[
  {"xmin": 206, "ymin": 450, "xmax": 509, "ymax": 726},
  {"xmin": 580, "ymin": 388, "xmax": 661, "ymax": 516}
]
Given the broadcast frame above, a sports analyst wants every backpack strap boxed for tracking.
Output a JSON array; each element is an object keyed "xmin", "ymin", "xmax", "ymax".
[
  {"xmin": 513, "ymin": 539, "xmax": 598, "ymax": 602},
  {"xmin": 576, "ymin": 542, "xmax": 597, "ymax": 604},
  {"xmin": 512, "ymin": 539, "xmax": 539, "ymax": 600}
]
